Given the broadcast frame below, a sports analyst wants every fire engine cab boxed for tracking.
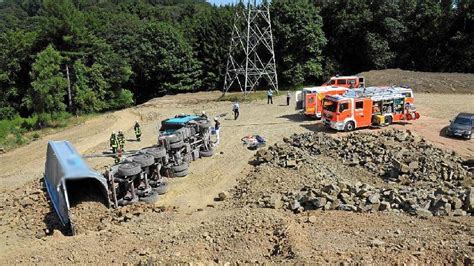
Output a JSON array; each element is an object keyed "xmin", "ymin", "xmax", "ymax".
[
  {"xmin": 297, "ymin": 75, "xmax": 366, "ymax": 118},
  {"xmin": 322, "ymin": 75, "xmax": 365, "ymax": 88},
  {"xmin": 301, "ymin": 86, "xmax": 348, "ymax": 118},
  {"xmin": 322, "ymin": 87, "xmax": 420, "ymax": 131}
]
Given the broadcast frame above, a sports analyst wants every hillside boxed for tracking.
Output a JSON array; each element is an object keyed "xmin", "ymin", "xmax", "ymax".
[{"xmin": 361, "ymin": 69, "xmax": 474, "ymax": 94}]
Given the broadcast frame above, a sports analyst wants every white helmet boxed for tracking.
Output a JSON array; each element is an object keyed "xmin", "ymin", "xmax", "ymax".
[
  {"xmin": 214, "ymin": 117, "xmax": 218, "ymax": 121},
  {"xmin": 202, "ymin": 111, "xmax": 206, "ymax": 115},
  {"xmin": 112, "ymin": 131, "xmax": 116, "ymax": 134}
]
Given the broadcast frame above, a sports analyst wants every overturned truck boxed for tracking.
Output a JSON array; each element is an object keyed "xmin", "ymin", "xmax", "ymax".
[{"xmin": 44, "ymin": 114, "xmax": 215, "ymax": 233}]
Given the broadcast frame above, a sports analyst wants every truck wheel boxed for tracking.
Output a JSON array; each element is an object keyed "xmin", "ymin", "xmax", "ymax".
[
  {"xmin": 344, "ymin": 121, "xmax": 355, "ymax": 132},
  {"xmin": 174, "ymin": 169, "xmax": 189, "ymax": 178},
  {"xmin": 199, "ymin": 149, "xmax": 214, "ymax": 157},
  {"xmin": 154, "ymin": 182, "xmax": 169, "ymax": 195},
  {"xmin": 143, "ymin": 146, "xmax": 166, "ymax": 159},
  {"xmin": 170, "ymin": 140, "xmax": 185, "ymax": 150},
  {"xmin": 118, "ymin": 162, "xmax": 142, "ymax": 176},
  {"xmin": 171, "ymin": 162, "xmax": 188, "ymax": 172},
  {"xmin": 385, "ymin": 116, "xmax": 393, "ymax": 125},
  {"xmin": 139, "ymin": 190, "xmax": 159, "ymax": 204},
  {"xmin": 131, "ymin": 154, "xmax": 155, "ymax": 168}
]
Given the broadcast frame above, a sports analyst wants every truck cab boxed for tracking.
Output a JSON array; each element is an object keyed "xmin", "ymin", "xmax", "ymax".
[
  {"xmin": 302, "ymin": 86, "xmax": 348, "ymax": 118},
  {"xmin": 322, "ymin": 75, "xmax": 365, "ymax": 88},
  {"xmin": 159, "ymin": 114, "xmax": 203, "ymax": 135}
]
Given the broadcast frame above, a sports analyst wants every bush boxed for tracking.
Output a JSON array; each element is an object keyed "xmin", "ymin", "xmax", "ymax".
[
  {"xmin": 111, "ymin": 89, "xmax": 134, "ymax": 109},
  {"xmin": 0, "ymin": 107, "xmax": 17, "ymax": 120}
]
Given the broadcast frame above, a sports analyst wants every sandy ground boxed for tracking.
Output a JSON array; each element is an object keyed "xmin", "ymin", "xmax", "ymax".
[{"xmin": 0, "ymin": 91, "xmax": 473, "ymax": 263}]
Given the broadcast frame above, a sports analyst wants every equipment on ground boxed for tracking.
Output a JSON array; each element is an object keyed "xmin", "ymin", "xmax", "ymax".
[
  {"xmin": 322, "ymin": 86, "xmax": 419, "ymax": 131},
  {"xmin": 242, "ymin": 135, "xmax": 266, "ymax": 150}
]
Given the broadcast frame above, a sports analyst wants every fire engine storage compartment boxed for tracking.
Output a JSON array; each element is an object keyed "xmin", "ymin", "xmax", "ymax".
[{"xmin": 44, "ymin": 140, "xmax": 109, "ymax": 227}]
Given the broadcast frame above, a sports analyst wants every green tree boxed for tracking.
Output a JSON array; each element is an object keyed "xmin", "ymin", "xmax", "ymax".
[
  {"xmin": 271, "ymin": 0, "xmax": 327, "ymax": 85},
  {"xmin": 25, "ymin": 44, "xmax": 68, "ymax": 114},
  {"xmin": 184, "ymin": 6, "xmax": 233, "ymax": 90},
  {"xmin": 134, "ymin": 22, "xmax": 201, "ymax": 99}
]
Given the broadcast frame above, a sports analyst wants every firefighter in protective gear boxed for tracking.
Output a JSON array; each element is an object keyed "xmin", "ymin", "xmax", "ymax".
[
  {"xmin": 117, "ymin": 130, "xmax": 125, "ymax": 151},
  {"xmin": 134, "ymin": 121, "xmax": 142, "ymax": 141},
  {"xmin": 110, "ymin": 131, "xmax": 119, "ymax": 153}
]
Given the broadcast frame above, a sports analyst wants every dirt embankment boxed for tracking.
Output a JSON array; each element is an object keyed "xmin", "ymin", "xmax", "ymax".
[{"xmin": 361, "ymin": 68, "xmax": 474, "ymax": 94}]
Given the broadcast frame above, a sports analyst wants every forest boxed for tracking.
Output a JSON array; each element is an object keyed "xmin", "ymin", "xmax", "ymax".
[{"xmin": 0, "ymin": 0, "xmax": 472, "ymax": 121}]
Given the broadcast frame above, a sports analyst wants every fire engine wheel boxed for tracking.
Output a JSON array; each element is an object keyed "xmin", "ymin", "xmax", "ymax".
[
  {"xmin": 143, "ymin": 146, "xmax": 167, "ymax": 159},
  {"xmin": 199, "ymin": 149, "xmax": 214, "ymax": 157},
  {"xmin": 118, "ymin": 162, "xmax": 142, "ymax": 176},
  {"xmin": 170, "ymin": 140, "xmax": 185, "ymax": 150},
  {"xmin": 154, "ymin": 182, "xmax": 169, "ymax": 195},
  {"xmin": 139, "ymin": 190, "xmax": 159, "ymax": 204},
  {"xmin": 131, "ymin": 154, "xmax": 155, "ymax": 168},
  {"xmin": 344, "ymin": 121, "xmax": 355, "ymax": 132},
  {"xmin": 174, "ymin": 169, "xmax": 189, "ymax": 178},
  {"xmin": 171, "ymin": 162, "xmax": 189, "ymax": 172},
  {"xmin": 385, "ymin": 116, "xmax": 393, "ymax": 125}
]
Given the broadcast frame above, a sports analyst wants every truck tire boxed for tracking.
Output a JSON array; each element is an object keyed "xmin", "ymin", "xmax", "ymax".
[
  {"xmin": 171, "ymin": 162, "xmax": 188, "ymax": 172},
  {"xmin": 170, "ymin": 140, "xmax": 185, "ymax": 150},
  {"xmin": 118, "ymin": 162, "xmax": 142, "ymax": 176},
  {"xmin": 143, "ymin": 146, "xmax": 167, "ymax": 159},
  {"xmin": 139, "ymin": 190, "xmax": 159, "ymax": 204},
  {"xmin": 344, "ymin": 121, "xmax": 355, "ymax": 132},
  {"xmin": 131, "ymin": 154, "xmax": 155, "ymax": 168},
  {"xmin": 385, "ymin": 116, "xmax": 393, "ymax": 125},
  {"xmin": 199, "ymin": 149, "xmax": 214, "ymax": 157},
  {"xmin": 154, "ymin": 182, "xmax": 169, "ymax": 195},
  {"xmin": 174, "ymin": 169, "xmax": 189, "ymax": 178}
]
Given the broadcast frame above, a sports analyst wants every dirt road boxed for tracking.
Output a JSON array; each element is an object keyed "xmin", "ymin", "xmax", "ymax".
[{"xmin": 0, "ymin": 91, "xmax": 473, "ymax": 263}]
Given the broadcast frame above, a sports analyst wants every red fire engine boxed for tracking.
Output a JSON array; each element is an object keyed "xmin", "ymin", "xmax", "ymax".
[
  {"xmin": 298, "ymin": 75, "xmax": 365, "ymax": 118},
  {"xmin": 322, "ymin": 87, "xmax": 420, "ymax": 131}
]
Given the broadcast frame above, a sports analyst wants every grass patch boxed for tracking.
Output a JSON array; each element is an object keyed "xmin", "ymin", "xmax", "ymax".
[{"xmin": 0, "ymin": 112, "xmax": 96, "ymax": 152}]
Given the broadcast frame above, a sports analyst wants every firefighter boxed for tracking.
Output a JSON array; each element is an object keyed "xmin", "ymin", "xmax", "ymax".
[
  {"xmin": 267, "ymin": 89, "xmax": 273, "ymax": 104},
  {"xmin": 232, "ymin": 102, "xmax": 240, "ymax": 120},
  {"xmin": 286, "ymin": 91, "xmax": 291, "ymax": 106},
  {"xmin": 214, "ymin": 117, "xmax": 221, "ymax": 145},
  {"xmin": 110, "ymin": 131, "xmax": 118, "ymax": 153},
  {"xmin": 201, "ymin": 111, "xmax": 208, "ymax": 120},
  {"xmin": 117, "ymin": 130, "xmax": 125, "ymax": 151},
  {"xmin": 134, "ymin": 121, "xmax": 142, "ymax": 142}
]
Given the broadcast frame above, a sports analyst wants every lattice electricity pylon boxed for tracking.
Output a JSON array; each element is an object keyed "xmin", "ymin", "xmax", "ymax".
[{"xmin": 223, "ymin": 0, "xmax": 278, "ymax": 95}]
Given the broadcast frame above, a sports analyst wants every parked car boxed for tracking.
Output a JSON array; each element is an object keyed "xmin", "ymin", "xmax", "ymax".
[{"xmin": 446, "ymin": 113, "xmax": 473, "ymax": 139}]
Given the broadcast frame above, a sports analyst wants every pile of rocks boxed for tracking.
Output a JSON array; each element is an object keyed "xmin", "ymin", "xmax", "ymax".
[
  {"xmin": 251, "ymin": 129, "xmax": 473, "ymax": 217},
  {"xmin": 256, "ymin": 129, "xmax": 471, "ymax": 187},
  {"xmin": 273, "ymin": 181, "xmax": 473, "ymax": 217}
]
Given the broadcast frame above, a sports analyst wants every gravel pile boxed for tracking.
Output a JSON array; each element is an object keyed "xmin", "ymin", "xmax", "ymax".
[
  {"xmin": 250, "ymin": 129, "xmax": 473, "ymax": 217},
  {"xmin": 256, "ymin": 129, "xmax": 471, "ymax": 186}
]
